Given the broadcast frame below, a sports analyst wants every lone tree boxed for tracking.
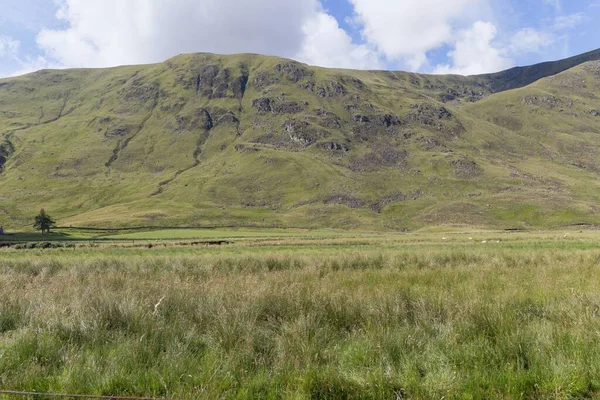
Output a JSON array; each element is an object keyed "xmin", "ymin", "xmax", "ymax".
[{"xmin": 34, "ymin": 209, "xmax": 56, "ymax": 234}]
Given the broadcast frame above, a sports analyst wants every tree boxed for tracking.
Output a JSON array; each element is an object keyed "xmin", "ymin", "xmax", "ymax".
[{"xmin": 33, "ymin": 209, "xmax": 56, "ymax": 234}]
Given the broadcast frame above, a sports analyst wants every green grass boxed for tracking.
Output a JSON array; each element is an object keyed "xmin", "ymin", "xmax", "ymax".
[
  {"xmin": 3, "ymin": 231, "xmax": 600, "ymax": 398},
  {"xmin": 1, "ymin": 53, "xmax": 600, "ymax": 231}
]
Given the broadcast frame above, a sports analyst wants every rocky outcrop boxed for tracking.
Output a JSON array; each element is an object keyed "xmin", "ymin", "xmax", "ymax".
[
  {"xmin": 0, "ymin": 138, "xmax": 15, "ymax": 172},
  {"xmin": 408, "ymin": 104, "xmax": 463, "ymax": 134},
  {"xmin": 301, "ymin": 81, "xmax": 347, "ymax": 98},
  {"xmin": 274, "ymin": 62, "xmax": 312, "ymax": 83},
  {"xmin": 452, "ymin": 159, "xmax": 483, "ymax": 179},
  {"xmin": 314, "ymin": 109, "xmax": 341, "ymax": 129},
  {"xmin": 317, "ymin": 142, "xmax": 350, "ymax": 152},
  {"xmin": 521, "ymin": 95, "xmax": 573, "ymax": 109},
  {"xmin": 252, "ymin": 97, "xmax": 306, "ymax": 114}
]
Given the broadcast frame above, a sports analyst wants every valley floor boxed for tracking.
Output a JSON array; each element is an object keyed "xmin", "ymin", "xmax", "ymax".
[{"xmin": 1, "ymin": 230, "xmax": 600, "ymax": 399}]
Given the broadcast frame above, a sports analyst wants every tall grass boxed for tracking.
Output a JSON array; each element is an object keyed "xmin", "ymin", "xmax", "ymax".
[{"xmin": 2, "ymin": 242, "xmax": 600, "ymax": 398}]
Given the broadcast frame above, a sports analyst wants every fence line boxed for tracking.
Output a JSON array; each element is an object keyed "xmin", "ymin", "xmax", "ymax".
[{"xmin": 0, "ymin": 390, "xmax": 176, "ymax": 400}]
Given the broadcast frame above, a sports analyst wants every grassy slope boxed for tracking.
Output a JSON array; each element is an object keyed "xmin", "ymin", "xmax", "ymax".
[{"xmin": 1, "ymin": 53, "xmax": 600, "ymax": 230}]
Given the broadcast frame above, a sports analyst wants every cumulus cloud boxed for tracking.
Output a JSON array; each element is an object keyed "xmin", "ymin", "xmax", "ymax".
[
  {"xmin": 296, "ymin": 12, "xmax": 382, "ymax": 70},
  {"xmin": 348, "ymin": 0, "xmax": 484, "ymax": 70},
  {"xmin": 36, "ymin": 0, "xmax": 319, "ymax": 68},
  {"xmin": 30, "ymin": 0, "xmax": 384, "ymax": 73},
  {"xmin": 434, "ymin": 21, "xmax": 513, "ymax": 75}
]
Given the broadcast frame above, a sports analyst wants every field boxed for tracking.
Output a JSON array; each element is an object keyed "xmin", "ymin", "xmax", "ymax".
[{"xmin": 2, "ymin": 229, "xmax": 600, "ymax": 399}]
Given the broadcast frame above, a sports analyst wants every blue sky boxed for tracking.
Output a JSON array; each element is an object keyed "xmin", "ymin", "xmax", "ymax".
[{"xmin": 0, "ymin": 0, "xmax": 598, "ymax": 77}]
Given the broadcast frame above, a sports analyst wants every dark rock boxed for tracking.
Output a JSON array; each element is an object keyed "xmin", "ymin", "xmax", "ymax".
[
  {"xmin": 377, "ymin": 114, "xmax": 403, "ymax": 128},
  {"xmin": 318, "ymin": 142, "xmax": 350, "ymax": 152},
  {"xmin": 252, "ymin": 98, "xmax": 305, "ymax": 114},
  {"xmin": 325, "ymin": 195, "xmax": 366, "ymax": 209},
  {"xmin": 408, "ymin": 104, "xmax": 461, "ymax": 134},
  {"xmin": 231, "ymin": 74, "xmax": 249, "ymax": 99},
  {"xmin": 195, "ymin": 108, "xmax": 213, "ymax": 130},
  {"xmin": 272, "ymin": 101, "xmax": 305, "ymax": 114},
  {"xmin": 105, "ymin": 127, "xmax": 130, "ymax": 137},
  {"xmin": 253, "ymin": 71, "xmax": 278, "ymax": 89},
  {"xmin": 314, "ymin": 109, "xmax": 341, "ymax": 129},
  {"xmin": 274, "ymin": 62, "xmax": 312, "ymax": 83},
  {"xmin": 282, "ymin": 120, "xmax": 325, "ymax": 146},
  {"xmin": 354, "ymin": 115, "xmax": 371, "ymax": 123},
  {"xmin": 199, "ymin": 65, "xmax": 219, "ymax": 90},
  {"xmin": 452, "ymin": 159, "xmax": 483, "ymax": 179},
  {"xmin": 210, "ymin": 107, "xmax": 239, "ymax": 125},
  {"xmin": 590, "ymin": 110, "xmax": 599, "ymax": 117},
  {"xmin": 252, "ymin": 98, "xmax": 273, "ymax": 113},
  {"xmin": 0, "ymin": 138, "xmax": 15, "ymax": 172}
]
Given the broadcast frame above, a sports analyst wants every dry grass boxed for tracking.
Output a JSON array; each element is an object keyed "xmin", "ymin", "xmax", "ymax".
[{"xmin": 2, "ymin": 234, "xmax": 600, "ymax": 398}]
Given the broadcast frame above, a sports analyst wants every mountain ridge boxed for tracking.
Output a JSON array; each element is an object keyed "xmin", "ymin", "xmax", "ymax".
[{"xmin": 1, "ymin": 50, "xmax": 600, "ymax": 230}]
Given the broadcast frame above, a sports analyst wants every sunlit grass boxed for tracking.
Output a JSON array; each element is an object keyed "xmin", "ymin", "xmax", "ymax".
[{"xmin": 2, "ymin": 232, "xmax": 600, "ymax": 398}]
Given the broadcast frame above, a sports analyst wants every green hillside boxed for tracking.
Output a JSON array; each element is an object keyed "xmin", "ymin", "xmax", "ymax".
[{"xmin": 1, "ymin": 51, "xmax": 600, "ymax": 231}]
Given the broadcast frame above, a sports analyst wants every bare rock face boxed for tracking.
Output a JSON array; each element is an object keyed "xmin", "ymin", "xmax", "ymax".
[
  {"xmin": 104, "ymin": 127, "xmax": 130, "ymax": 137},
  {"xmin": 0, "ymin": 138, "xmax": 15, "ymax": 172},
  {"xmin": 521, "ymin": 95, "xmax": 573, "ymax": 109},
  {"xmin": 282, "ymin": 120, "xmax": 325, "ymax": 145},
  {"xmin": 121, "ymin": 77, "xmax": 159, "ymax": 103},
  {"xmin": 274, "ymin": 62, "xmax": 312, "ymax": 83},
  {"xmin": 452, "ymin": 159, "xmax": 483, "ymax": 179},
  {"xmin": 314, "ymin": 109, "xmax": 342, "ymax": 129},
  {"xmin": 252, "ymin": 98, "xmax": 273, "ymax": 114},
  {"xmin": 210, "ymin": 107, "xmax": 239, "ymax": 125},
  {"xmin": 301, "ymin": 81, "xmax": 347, "ymax": 98},
  {"xmin": 351, "ymin": 112, "xmax": 404, "ymax": 141},
  {"xmin": 408, "ymin": 104, "xmax": 463, "ymax": 135},
  {"xmin": 439, "ymin": 87, "xmax": 485, "ymax": 103},
  {"xmin": 318, "ymin": 142, "xmax": 350, "ymax": 152},
  {"xmin": 251, "ymin": 97, "xmax": 306, "ymax": 115}
]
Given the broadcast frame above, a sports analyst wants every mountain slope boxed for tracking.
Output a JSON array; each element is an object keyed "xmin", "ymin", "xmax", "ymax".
[{"xmin": 1, "ymin": 51, "xmax": 600, "ymax": 230}]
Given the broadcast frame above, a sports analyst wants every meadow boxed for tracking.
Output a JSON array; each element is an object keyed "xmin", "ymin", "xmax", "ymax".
[{"xmin": 2, "ymin": 229, "xmax": 600, "ymax": 399}]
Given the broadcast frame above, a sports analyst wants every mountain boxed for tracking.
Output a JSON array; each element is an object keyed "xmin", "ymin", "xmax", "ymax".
[{"xmin": 1, "ymin": 50, "xmax": 600, "ymax": 231}]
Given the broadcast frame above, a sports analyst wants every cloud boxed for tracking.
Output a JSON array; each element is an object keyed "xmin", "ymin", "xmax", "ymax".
[
  {"xmin": 296, "ymin": 12, "xmax": 383, "ymax": 70},
  {"xmin": 30, "ymin": 0, "xmax": 381, "ymax": 73},
  {"xmin": 434, "ymin": 21, "xmax": 513, "ymax": 75},
  {"xmin": 552, "ymin": 13, "xmax": 585, "ymax": 31},
  {"xmin": 35, "ymin": 0, "xmax": 318, "ymax": 68},
  {"xmin": 348, "ymin": 0, "xmax": 485, "ymax": 70},
  {"xmin": 510, "ymin": 28, "xmax": 555, "ymax": 54},
  {"xmin": 0, "ymin": 36, "xmax": 20, "ymax": 58}
]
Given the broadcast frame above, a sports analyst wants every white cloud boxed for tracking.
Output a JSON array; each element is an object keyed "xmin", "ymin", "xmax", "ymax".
[
  {"xmin": 35, "ymin": 0, "xmax": 319, "ymax": 68},
  {"xmin": 296, "ymin": 12, "xmax": 383, "ymax": 70},
  {"xmin": 29, "ymin": 0, "xmax": 382, "ymax": 73},
  {"xmin": 510, "ymin": 28, "xmax": 555, "ymax": 54},
  {"xmin": 0, "ymin": 36, "xmax": 20, "ymax": 58},
  {"xmin": 552, "ymin": 13, "xmax": 584, "ymax": 31},
  {"xmin": 434, "ymin": 21, "xmax": 513, "ymax": 75},
  {"xmin": 348, "ymin": 0, "xmax": 485, "ymax": 70}
]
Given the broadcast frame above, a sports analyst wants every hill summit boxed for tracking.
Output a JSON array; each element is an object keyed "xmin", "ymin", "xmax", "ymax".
[{"xmin": 1, "ymin": 49, "xmax": 600, "ymax": 230}]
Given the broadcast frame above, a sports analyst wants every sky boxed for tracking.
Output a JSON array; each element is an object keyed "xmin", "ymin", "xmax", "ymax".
[{"xmin": 0, "ymin": 0, "xmax": 598, "ymax": 78}]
